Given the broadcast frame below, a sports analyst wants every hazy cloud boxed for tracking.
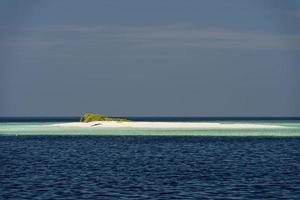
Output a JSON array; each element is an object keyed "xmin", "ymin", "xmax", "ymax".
[{"xmin": 1, "ymin": 25, "xmax": 300, "ymax": 52}]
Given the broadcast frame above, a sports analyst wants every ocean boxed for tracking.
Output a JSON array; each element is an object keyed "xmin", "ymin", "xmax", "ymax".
[{"xmin": 1, "ymin": 118, "xmax": 300, "ymax": 199}]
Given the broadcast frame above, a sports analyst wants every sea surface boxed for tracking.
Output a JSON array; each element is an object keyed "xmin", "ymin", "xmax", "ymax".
[{"xmin": 1, "ymin": 119, "xmax": 300, "ymax": 199}]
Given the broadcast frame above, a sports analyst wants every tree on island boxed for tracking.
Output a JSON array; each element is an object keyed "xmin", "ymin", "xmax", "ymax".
[{"xmin": 80, "ymin": 113, "xmax": 129, "ymax": 123}]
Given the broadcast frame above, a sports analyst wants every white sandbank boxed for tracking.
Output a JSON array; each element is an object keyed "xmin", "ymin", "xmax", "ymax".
[{"xmin": 51, "ymin": 121, "xmax": 286, "ymax": 129}]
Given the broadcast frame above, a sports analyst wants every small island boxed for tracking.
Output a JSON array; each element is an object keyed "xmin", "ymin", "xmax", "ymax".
[
  {"xmin": 80, "ymin": 113, "xmax": 130, "ymax": 123},
  {"xmin": 49, "ymin": 114, "xmax": 286, "ymax": 130}
]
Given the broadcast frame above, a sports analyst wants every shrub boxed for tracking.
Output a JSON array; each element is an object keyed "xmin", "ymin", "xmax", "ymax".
[{"xmin": 80, "ymin": 113, "xmax": 129, "ymax": 122}]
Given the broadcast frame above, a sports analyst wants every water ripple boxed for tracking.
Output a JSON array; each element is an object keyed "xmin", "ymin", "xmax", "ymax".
[{"xmin": 1, "ymin": 136, "xmax": 300, "ymax": 199}]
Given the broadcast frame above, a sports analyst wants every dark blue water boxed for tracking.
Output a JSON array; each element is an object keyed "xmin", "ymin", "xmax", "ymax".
[{"xmin": 1, "ymin": 136, "xmax": 300, "ymax": 199}]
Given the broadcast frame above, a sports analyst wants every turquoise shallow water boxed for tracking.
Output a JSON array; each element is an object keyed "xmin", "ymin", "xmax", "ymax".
[{"xmin": 1, "ymin": 121, "xmax": 300, "ymax": 136}]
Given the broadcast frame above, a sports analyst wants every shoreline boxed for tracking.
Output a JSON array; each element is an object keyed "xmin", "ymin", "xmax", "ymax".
[{"xmin": 50, "ymin": 121, "xmax": 287, "ymax": 129}]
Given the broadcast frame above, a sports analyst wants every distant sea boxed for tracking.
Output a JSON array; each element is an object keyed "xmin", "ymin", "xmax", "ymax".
[
  {"xmin": 1, "ymin": 116, "xmax": 300, "ymax": 122},
  {"xmin": 1, "ymin": 117, "xmax": 300, "ymax": 199}
]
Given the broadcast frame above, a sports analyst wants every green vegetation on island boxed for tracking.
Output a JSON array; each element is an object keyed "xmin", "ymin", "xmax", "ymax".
[{"xmin": 80, "ymin": 113, "xmax": 130, "ymax": 123}]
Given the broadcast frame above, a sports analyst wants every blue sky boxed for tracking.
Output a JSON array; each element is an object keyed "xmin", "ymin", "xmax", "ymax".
[{"xmin": 1, "ymin": 0, "xmax": 300, "ymax": 116}]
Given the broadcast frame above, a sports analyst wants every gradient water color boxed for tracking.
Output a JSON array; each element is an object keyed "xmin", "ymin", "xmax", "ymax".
[{"xmin": 0, "ymin": 120, "xmax": 300, "ymax": 136}]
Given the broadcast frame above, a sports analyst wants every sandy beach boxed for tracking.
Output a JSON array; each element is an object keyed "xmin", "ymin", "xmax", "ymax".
[{"xmin": 51, "ymin": 121, "xmax": 286, "ymax": 129}]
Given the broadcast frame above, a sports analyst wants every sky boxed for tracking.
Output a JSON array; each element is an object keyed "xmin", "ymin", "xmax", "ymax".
[{"xmin": 0, "ymin": 0, "xmax": 300, "ymax": 117}]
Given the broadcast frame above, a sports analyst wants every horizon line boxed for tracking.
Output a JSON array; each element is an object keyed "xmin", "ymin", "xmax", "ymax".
[{"xmin": 1, "ymin": 116, "xmax": 300, "ymax": 123}]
